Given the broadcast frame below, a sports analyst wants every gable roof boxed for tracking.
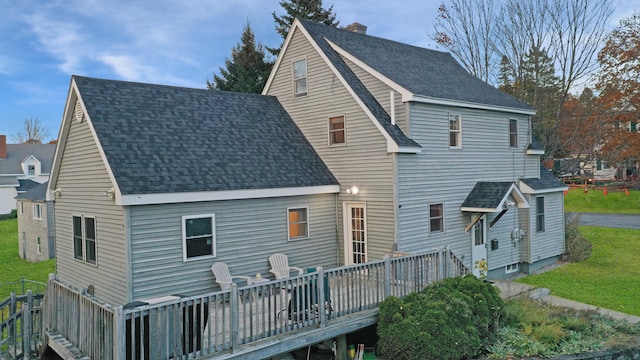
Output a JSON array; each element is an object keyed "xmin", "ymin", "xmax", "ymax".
[
  {"xmin": 0, "ymin": 143, "xmax": 55, "ymax": 175},
  {"xmin": 461, "ymin": 182, "xmax": 529, "ymax": 212},
  {"xmin": 297, "ymin": 19, "xmax": 421, "ymax": 152},
  {"xmin": 520, "ymin": 164, "xmax": 568, "ymax": 194},
  {"xmin": 297, "ymin": 20, "xmax": 534, "ymax": 115},
  {"xmin": 67, "ymin": 76, "xmax": 339, "ymax": 205}
]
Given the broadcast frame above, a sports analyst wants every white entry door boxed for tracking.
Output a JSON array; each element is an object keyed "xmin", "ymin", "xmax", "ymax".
[
  {"xmin": 344, "ymin": 202, "xmax": 367, "ymax": 266},
  {"xmin": 471, "ymin": 216, "xmax": 487, "ymax": 277}
]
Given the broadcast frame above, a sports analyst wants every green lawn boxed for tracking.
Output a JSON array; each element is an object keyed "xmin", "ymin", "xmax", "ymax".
[
  {"xmin": 0, "ymin": 218, "xmax": 55, "ymax": 299},
  {"xmin": 518, "ymin": 226, "xmax": 640, "ymax": 316},
  {"xmin": 564, "ymin": 188, "xmax": 640, "ymax": 214}
]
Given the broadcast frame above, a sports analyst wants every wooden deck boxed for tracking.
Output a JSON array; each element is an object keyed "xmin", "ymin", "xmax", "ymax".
[{"xmin": 42, "ymin": 248, "xmax": 467, "ymax": 360}]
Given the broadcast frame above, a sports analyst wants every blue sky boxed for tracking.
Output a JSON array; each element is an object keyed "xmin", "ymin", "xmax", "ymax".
[{"xmin": 0, "ymin": 0, "xmax": 637, "ymax": 143}]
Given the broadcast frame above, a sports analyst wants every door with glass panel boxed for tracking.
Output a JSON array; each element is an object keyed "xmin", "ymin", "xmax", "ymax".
[{"xmin": 344, "ymin": 202, "xmax": 367, "ymax": 265}]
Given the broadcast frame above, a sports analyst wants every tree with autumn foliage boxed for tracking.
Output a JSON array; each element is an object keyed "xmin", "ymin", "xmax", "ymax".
[{"xmin": 594, "ymin": 12, "xmax": 640, "ymax": 168}]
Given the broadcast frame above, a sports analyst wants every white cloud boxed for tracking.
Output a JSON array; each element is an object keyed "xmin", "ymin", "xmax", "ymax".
[{"xmin": 98, "ymin": 55, "xmax": 154, "ymax": 82}]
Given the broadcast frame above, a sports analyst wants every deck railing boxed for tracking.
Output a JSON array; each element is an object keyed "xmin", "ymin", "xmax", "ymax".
[
  {"xmin": 42, "ymin": 247, "xmax": 467, "ymax": 359},
  {"xmin": 0, "ymin": 291, "xmax": 44, "ymax": 359}
]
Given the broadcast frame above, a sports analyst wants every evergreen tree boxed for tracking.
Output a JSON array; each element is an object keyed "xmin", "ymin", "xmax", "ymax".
[
  {"xmin": 207, "ymin": 22, "xmax": 272, "ymax": 93},
  {"xmin": 269, "ymin": 0, "xmax": 339, "ymax": 56}
]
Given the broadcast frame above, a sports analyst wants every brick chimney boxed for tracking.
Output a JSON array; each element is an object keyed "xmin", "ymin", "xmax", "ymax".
[
  {"xmin": 345, "ymin": 22, "xmax": 367, "ymax": 34},
  {"xmin": 0, "ymin": 135, "xmax": 6, "ymax": 159}
]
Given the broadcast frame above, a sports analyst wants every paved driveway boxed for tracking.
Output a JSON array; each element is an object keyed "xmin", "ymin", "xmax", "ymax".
[{"xmin": 569, "ymin": 212, "xmax": 640, "ymax": 229}]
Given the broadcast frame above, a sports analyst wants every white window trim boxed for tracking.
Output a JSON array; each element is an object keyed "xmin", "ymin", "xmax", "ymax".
[
  {"xmin": 36, "ymin": 237, "xmax": 42, "ymax": 254},
  {"xmin": 292, "ymin": 58, "xmax": 308, "ymax": 98},
  {"xmin": 449, "ymin": 114, "xmax": 462, "ymax": 149},
  {"xmin": 33, "ymin": 203, "xmax": 42, "ymax": 220},
  {"xmin": 72, "ymin": 214, "xmax": 98, "ymax": 267},
  {"xmin": 287, "ymin": 206, "xmax": 310, "ymax": 241},
  {"xmin": 428, "ymin": 202, "xmax": 445, "ymax": 234},
  {"xmin": 509, "ymin": 118, "xmax": 518, "ymax": 148},
  {"xmin": 328, "ymin": 115, "xmax": 347, "ymax": 147},
  {"xmin": 182, "ymin": 214, "xmax": 216, "ymax": 262},
  {"xmin": 505, "ymin": 262, "xmax": 519, "ymax": 274}
]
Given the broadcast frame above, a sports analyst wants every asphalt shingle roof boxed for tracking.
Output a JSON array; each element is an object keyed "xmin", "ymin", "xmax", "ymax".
[
  {"xmin": 300, "ymin": 20, "xmax": 532, "ymax": 112},
  {"xmin": 17, "ymin": 179, "xmax": 40, "ymax": 192},
  {"xmin": 300, "ymin": 20, "xmax": 420, "ymax": 149},
  {"xmin": 0, "ymin": 144, "xmax": 55, "ymax": 175},
  {"xmin": 73, "ymin": 76, "xmax": 339, "ymax": 195},
  {"xmin": 521, "ymin": 164, "xmax": 567, "ymax": 190},
  {"xmin": 16, "ymin": 181, "xmax": 48, "ymax": 201},
  {"xmin": 461, "ymin": 182, "xmax": 515, "ymax": 210}
]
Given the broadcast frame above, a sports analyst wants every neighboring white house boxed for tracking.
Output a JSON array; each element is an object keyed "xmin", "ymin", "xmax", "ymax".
[{"xmin": 0, "ymin": 135, "xmax": 55, "ymax": 214}]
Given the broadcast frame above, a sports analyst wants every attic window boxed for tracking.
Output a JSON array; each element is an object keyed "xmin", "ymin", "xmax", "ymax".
[
  {"xmin": 449, "ymin": 114, "xmax": 462, "ymax": 148},
  {"xmin": 329, "ymin": 115, "xmax": 345, "ymax": 145},
  {"xmin": 293, "ymin": 59, "xmax": 308, "ymax": 97},
  {"xmin": 75, "ymin": 100, "xmax": 84, "ymax": 123},
  {"xmin": 28, "ymin": 165, "xmax": 35, "ymax": 176}
]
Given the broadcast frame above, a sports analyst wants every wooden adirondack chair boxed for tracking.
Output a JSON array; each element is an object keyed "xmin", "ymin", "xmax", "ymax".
[
  {"xmin": 211, "ymin": 262, "xmax": 252, "ymax": 290},
  {"xmin": 268, "ymin": 253, "xmax": 303, "ymax": 279}
]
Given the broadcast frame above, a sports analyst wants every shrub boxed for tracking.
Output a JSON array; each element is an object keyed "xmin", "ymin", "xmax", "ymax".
[
  {"xmin": 564, "ymin": 214, "xmax": 592, "ymax": 262},
  {"xmin": 377, "ymin": 275, "xmax": 505, "ymax": 360}
]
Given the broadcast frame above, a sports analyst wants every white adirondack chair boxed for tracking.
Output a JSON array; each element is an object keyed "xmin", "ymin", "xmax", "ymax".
[
  {"xmin": 211, "ymin": 262, "xmax": 252, "ymax": 290},
  {"xmin": 268, "ymin": 253, "xmax": 304, "ymax": 279}
]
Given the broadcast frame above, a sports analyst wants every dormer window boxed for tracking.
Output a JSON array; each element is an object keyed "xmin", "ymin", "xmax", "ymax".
[
  {"xmin": 293, "ymin": 59, "xmax": 308, "ymax": 97},
  {"xmin": 28, "ymin": 165, "xmax": 35, "ymax": 176}
]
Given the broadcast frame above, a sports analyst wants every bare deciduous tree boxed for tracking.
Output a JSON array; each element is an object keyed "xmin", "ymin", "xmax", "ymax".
[{"xmin": 12, "ymin": 117, "xmax": 50, "ymax": 144}]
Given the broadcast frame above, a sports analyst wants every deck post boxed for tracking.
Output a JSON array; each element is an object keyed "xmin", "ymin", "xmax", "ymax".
[
  {"xmin": 317, "ymin": 267, "xmax": 326, "ymax": 327},
  {"xmin": 444, "ymin": 245, "xmax": 450, "ymax": 278},
  {"xmin": 383, "ymin": 255, "xmax": 391, "ymax": 299},
  {"xmin": 113, "ymin": 306, "xmax": 125, "ymax": 360},
  {"xmin": 231, "ymin": 283, "xmax": 239, "ymax": 353},
  {"xmin": 336, "ymin": 334, "xmax": 348, "ymax": 360},
  {"xmin": 22, "ymin": 302, "xmax": 32, "ymax": 357}
]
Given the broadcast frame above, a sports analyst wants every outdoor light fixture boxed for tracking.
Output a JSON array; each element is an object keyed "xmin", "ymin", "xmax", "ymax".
[{"xmin": 346, "ymin": 185, "xmax": 359, "ymax": 195}]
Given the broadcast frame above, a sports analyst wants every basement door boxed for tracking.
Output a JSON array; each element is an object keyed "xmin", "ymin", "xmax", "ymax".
[
  {"xmin": 471, "ymin": 216, "xmax": 487, "ymax": 277},
  {"xmin": 343, "ymin": 202, "xmax": 367, "ymax": 266}
]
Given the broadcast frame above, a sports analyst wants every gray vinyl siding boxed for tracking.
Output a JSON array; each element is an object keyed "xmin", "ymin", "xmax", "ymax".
[
  {"xmin": 527, "ymin": 192, "xmax": 565, "ymax": 263},
  {"xmin": 128, "ymin": 194, "xmax": 337, "ymax": 301},
  {"xmin": 486, "ymin": 208, "xmax": 527, "ymax": 270},
  {"xmin": 396, "ymin": 102, "xmax": 540, "ymax": 269},
  {"xmin": 266, "ymin": 28, "xmax": 397, "ymax": 264},
  {"xmin": 53, "ymin": 110, "xmax": 127, "ymax": 305},
  {"xmin": 342, "ymin": 57, "xmax": 408, "ymax": 135}
]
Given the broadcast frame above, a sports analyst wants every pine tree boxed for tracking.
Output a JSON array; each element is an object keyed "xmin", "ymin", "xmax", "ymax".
[
  {"xmin": 269, "ymin": 0, "xmax": 339, "ymax": 56},
  {"xmin": 207, "ymin": 22, "xmax": 272, "ymax": 93}
]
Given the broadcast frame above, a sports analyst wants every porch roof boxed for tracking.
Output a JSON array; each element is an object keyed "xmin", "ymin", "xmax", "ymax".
[{"xmin": 461, "ymin": 182, "xmax": 529, "ymax": 213}]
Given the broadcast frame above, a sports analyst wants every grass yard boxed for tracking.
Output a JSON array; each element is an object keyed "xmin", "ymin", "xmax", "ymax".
[
  {"xmin": 518, "ymin": 226, "xmax": 640, "ymax": 316},
  {"xmin": 0, "ymin": 218, "xmax": 55, "ymax": 299},
  {"xmin": 564, "ymin": 188, "xmax": 640, "ymax": 214}
]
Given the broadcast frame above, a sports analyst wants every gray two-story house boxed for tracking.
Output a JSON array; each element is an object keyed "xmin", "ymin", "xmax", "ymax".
[
  {"xmin": 48, "ymin": 20, "xmax": 566, "ymax": 307},
  {"xmin": 262, "ymin": 19, "xmax": 566, "ymax": 278}
]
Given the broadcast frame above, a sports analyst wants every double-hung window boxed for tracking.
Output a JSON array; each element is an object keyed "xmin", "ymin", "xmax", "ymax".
[
  {"xmin": 293, "ymin": 59, "xmax": 308, "ymax": 97},
  {"xmin": 33, "ymin": 204, "xmax": 42, "ymax": 220},
  {"xmin": 509, "ymin": 119, "xmax": 518, "ymax": 148},
  {"xmin": 288, "ymin": 207, "xmax": 309, "ymax": 240},
  {"xmin": 429, "ymin": 203, "xmax": 444, "ymax": 233},
  {"xmin": 329, "ymin": 116, "xmax": 345, "ymax": 145},
  {"xmin": 536, "ymin": 196, "xmax": 545, "ymax": 233},
  {"xmin": 28, "ymin": 165, "xmax": 35, "ymax": 176},
  {"xmin": 72, "ymin": 215, "xmax": 97, "ymax": 265},
  {"xmin": 182, "ymin": 215, "xmax": 216, "ymax": 261},
  {"xmin": 449, "ymin": 115, "xmax": 462, "ymax": 148}
]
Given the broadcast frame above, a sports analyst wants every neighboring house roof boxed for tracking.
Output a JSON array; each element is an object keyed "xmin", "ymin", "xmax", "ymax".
[
  {"xmin": 298, "ymin": 19, "xmax": 421, "ymax": 151},
  {"xmin": 520, "ymin": 165, "xmax": 568, "ymax": 193},
  {"xmin": 16, "ymin": 181, "xmax": 48, "ymax": 201},
  {"xmin": 297, "ymin": 20, "xmax": 534, "ymax": 114},
  {"xmin": 17, "ymin": 179, "xmax": 40, "ymax": 192},
  {"xmin": 0, "ymin": 177, "xmax": 19, "ymax": 187},
  {"xmin": 527, "ymin": 138, "xmax": 545, "ymax": 155},
  {"xmin": 0, "ymin": 143, "xmax": 55, "ymax": 175},
  {"xmin": 72, "ymin": 76, "xmax": 339, "ymax": 199},
  {"xmin": 461, "ymin": 182, "xmax": 529, "ymax": 212}
]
